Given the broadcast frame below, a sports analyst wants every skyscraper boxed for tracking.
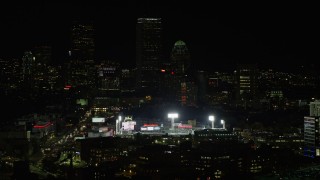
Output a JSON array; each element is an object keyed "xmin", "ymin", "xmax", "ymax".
[
  {"xmin": 170, "ymin": 40, "xmax": 194, "ymax": 105},
  {"xmin": 33, "ymin": 46, "xmax": 52, "ymax": 91},
  {"xmin": 97, "ymin": 60, "xmax": 121, "ymax": 96},
  {"xmin": 21, "ymin": 51, "xmax": 35, "ymax": 82},
  {"xmin": 68, "ymin": 21, "xmax": 96, "ymax": 88},
  {"xmin": 171, "ymin": 40, "xmax": 190, "ymax": 75},
  {"xmin": 71, "ymin": 21, "xmax": 95, "ymax": 61},
  {"xmin": 304, "ymin": 100, "xmax": 320, "ymax": 158},
  {"xmin": 235, "ymin": 64, "xmax": 258, "ymax": 108},
  {"xmin": 136, "ymin": 18, "xmax": 162, "ymax": 95}
]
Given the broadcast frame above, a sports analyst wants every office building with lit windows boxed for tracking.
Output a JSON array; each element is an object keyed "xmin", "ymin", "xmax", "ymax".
[
  {"xmin": 97, "ymin": 60, "xmax": 121, "ymax": 96},
  {"xmin": 309, "ymin": 100, "xmax": 320, "ymax": 116},
  {"xmin": 170, "ymin": 40, "xmax": 194, "ymax": 105},
  {"xmin": 21, "ymin": 51, "xmax": 35, "ymax": 82},
  {"xmin": 304, "ymin": 100, "xmax": 320, "ymax": 158},
  {"xmin": 0, "ymin": 58, "xmax": 21, "ymax": 91},
  {"xmin": 136, "ymin": 18, "xmax": 162, "ymax": 95},
  {"xmin": 304, "ymin": 116, "xmax": 320, "ymax": 158},
  {"xmin": 32, "ymin": 46, "xmax": 52, "ymax": 91},
  {"xmin": 171, "ymin": 40, "xmax": 190, "ymax": 75},
  {"xmin": 68, "ymin": 21, "xmax": 96, "ymax": 87},
  {"xmin": 235, "ymin": 64, "xmax": 258, "ymax": 108},
  {"xmin": 71, "ymin": 21, "xmax": 95, "ymax": 61}
]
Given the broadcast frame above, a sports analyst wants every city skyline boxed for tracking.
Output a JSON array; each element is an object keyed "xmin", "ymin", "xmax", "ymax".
[
  {"xmin": 1, "ymin": 2, "xmax": 320, "ymax": 179},
  {"xmin": 0, "ymin": 2, "xmax": 316, "ymax": 71}
]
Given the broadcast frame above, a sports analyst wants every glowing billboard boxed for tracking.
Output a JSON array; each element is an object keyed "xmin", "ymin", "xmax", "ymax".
[
  {"xmin": 92, "ymin": 117, "xmax": 105, "ymax": 123},
  {"xmin": 141, "ymin": 124, "xmax": 161, "ymax": 131},
  {"xmin": 143, "ymin": 123, "xmax": 159, "ymax": 127},
  {"xmin": 121, "ymin": 121, "xmax": 136, "ymax": 131},
  {"xmin": 177, "ymin": 124, "xmax": 192, "ymax": 129}
]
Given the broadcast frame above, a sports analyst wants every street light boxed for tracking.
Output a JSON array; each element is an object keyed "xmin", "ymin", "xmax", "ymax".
[
  {"xmin": 168, "ymin": 113, "xmax": 178, "ymax": 130},
  {"xmin": 209, "ymin": 115, "xmax": 215, "ymax": 129},
  {"xmin": 221, "ymin": 119, "xmax": 225, "ymax": 129}
]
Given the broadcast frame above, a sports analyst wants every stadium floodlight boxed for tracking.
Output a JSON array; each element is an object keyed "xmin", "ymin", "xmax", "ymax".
[
  {"xmin": 209, "ymin": 115, "xmax": 215, "ymax": 129},
  {"xmin": 221, "ymin": 119, "xmax": 225, "ymax": 129},
  {"xmin": 168, "ymin": 113, "xmax": 178, "ymax": 130}
]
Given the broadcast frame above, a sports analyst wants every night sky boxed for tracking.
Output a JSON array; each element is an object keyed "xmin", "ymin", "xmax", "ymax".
[{"xmin": 0, "ymin": 2, "xmax": 316, "ymax": 71}]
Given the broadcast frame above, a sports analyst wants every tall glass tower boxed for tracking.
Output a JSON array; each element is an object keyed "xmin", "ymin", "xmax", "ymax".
[
  {"xmin": 136, "ymin": 18, "xmax": 162, "ymax": 95},
  {"xmin": 170, "ymin": 40, "xmax": 195, "ymax": 106},
  {"xmin": 21, "ymin": 51, "xmax": 35, "ymax": 81},
  {"xmin": 304, "ymin": 101, "xmax": 320, "ymax": 158},
  {"xmin": 71, "ymin": 21, "xmax": 95, "ymax": 62},
  {"xmin": 171, "ymin": 40, "xmax": 190, "ymax": 75},
  {"xmin": 236, "ymin": 64, "xmax": 258, "ymax": 108},
  {"xmin": 68, "ymin": 21, "xmax": 96, "ymax": 88}
]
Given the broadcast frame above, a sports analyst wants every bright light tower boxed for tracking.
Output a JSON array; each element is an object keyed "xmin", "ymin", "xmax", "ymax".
[
  {"xmin": 118, "ymin": 116, "xmax": 122, "ymax": 134},
  {"xmin": 209, "ymin": 115, "xmax": 215, "ymax": 129},
  {"xmin": 221, "ymin": 119, "xmax": 225, "ymax": 129},
  {"xmin": 168, "ymin": 113, "xmax": 178, "ymax": 130},
  {"xmin": 116, "ymin": 119, "xmax": 119, "ymax": 134}
]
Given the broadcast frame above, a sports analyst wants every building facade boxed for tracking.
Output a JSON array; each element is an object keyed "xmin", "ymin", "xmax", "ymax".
[
  {"xmin": 71, "ymin": 21, "xmax": 95, "ymax": 62},
  {"xmin": 136, "ymin": 18, "xmax": 162, "ymax": 96},
  {"xmin": 304, "ymin": 116, "xmax": 320, "ymax": 158},
  {"xmin": 236, "ymin": 64, "xmax": 258, "ymax": 108},
  {"xmin": 68, "ymin": 21, "xmax": 96, "ymax": 88}
]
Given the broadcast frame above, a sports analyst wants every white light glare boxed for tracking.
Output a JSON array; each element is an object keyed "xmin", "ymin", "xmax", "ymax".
[{"xmin": 168, "ymin": 113, "xmax": 178, "ymax": 118}]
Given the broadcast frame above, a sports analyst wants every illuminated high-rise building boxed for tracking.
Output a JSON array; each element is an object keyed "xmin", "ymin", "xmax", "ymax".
[
  {"xmin": 47, "ymin": 65, "xmax": 62, "ymax": 91},
  {"xmin": 0, "ymin": 58, "xmax": 20, "ymax": 91},
  {"xmin": 136, "ymin": 18, "xmax": 162, "ymax": 95},
  {"xmin": 21, "ymin": 51, "xmax": 35, "ymax": 82},
  {"xmin": 310, "ymin": 100, "xmax": 320, "ymax": 116},
  {"xmin": 171, "ymin": 40, "xmax": 190, "ymax": 75},
  {"xmin": 304, "ymin": 116, "xmax": 320, "ymax": 158},
  {"xmin": 97, "ymin": 60, "xmax": 120, "ymax": 96},
  {"xmin": 170, "ymin": 40, "xmax": 194, "ymax": 105},
  {"xmin": 71, "ymin": 21, "xmax": 95, "ymax": 61},
  {"xmin": 235, "ymin": 64, "xmax": 258, "ymax": 108},
  {"xmin": 181, "ymin": 80, "xmax": 198, "ymax": 106},
  {"xmin": 67, "ymin": 59, "xmax": 96, "ymax": 88},
  {"xmin": 68, "ymin": 21, "xmax": 96, "ymax": 88},
  {"xmin": 304, "ymin": 100, "xmax": 320, "ymax": 158},
  {"xmin": 33, "ymin": 46, "xmax": 52, "ymax": 91}
]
